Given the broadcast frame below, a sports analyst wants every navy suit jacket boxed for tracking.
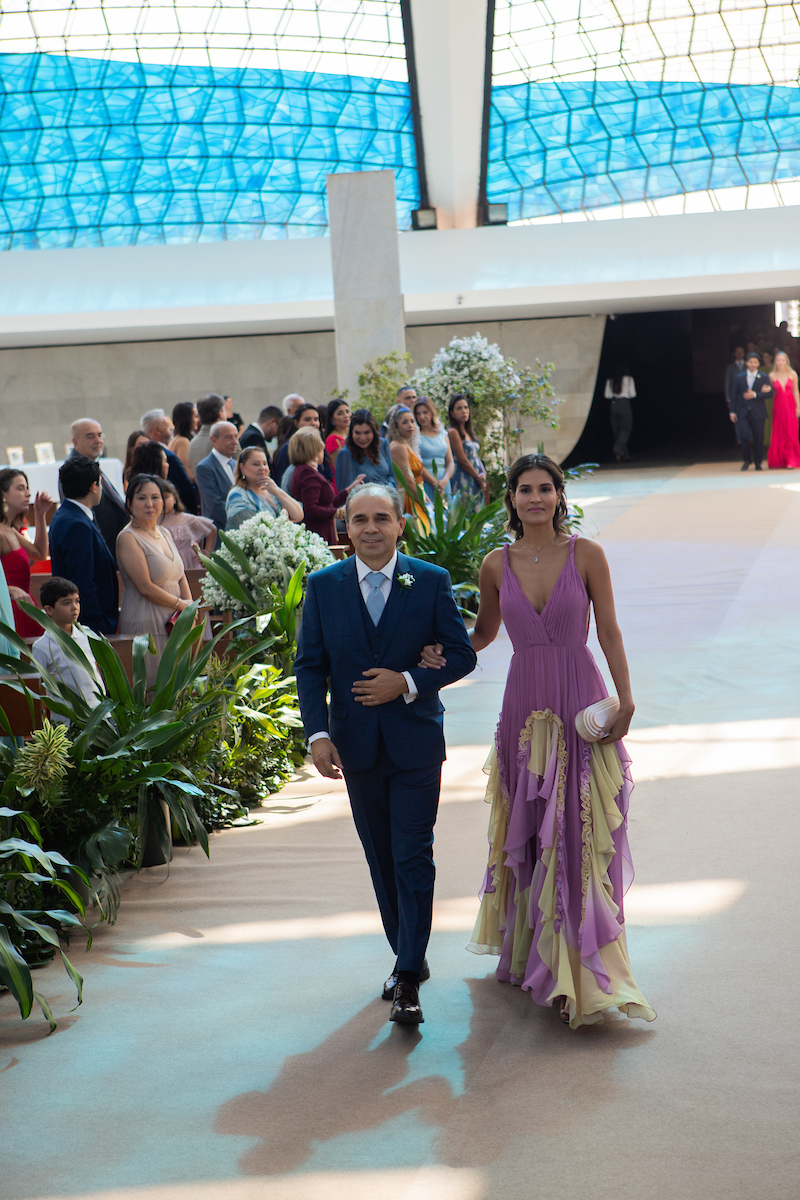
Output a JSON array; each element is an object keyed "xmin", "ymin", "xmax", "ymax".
[
  {"xmin": 164, "ymin": 447, "xmax": 198, "ymax": 514},
  {"xmin": 48, "ymin": 501, "xmax": 119, "ymax": 636},
  {"xmin": 195, "ymin": 452, "xmax": 233, "ymax": 531},
  {"xmin": 730, "ymin": 371, "xmax": 773, "ymax": 421},
  {"xmin": 295, "ymin": 552, "xmax": 477, "ymax": 772}
]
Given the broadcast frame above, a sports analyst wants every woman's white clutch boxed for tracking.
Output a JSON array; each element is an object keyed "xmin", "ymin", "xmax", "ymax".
[{"xmin": 575, "ymin": 696, "xmax": 619, "ymax": 742}]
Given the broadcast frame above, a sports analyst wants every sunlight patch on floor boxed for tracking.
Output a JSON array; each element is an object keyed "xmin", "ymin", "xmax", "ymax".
[
  {"xmin": 26, "ymin": 1166, "xmax": 487, "ymax": 1200},
  {"xmin": 627, "ymin": 717, "xmax": 800, "ymax": 780},
  {"xmin": 625, "ymin": 879, "xmax": 748, "ymax": 925}
]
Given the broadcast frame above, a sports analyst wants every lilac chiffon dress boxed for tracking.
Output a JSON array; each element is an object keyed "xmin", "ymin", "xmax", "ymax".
[{"xmin": 469, "ymin": 537, "xmax": 656, "ymax": 1029}]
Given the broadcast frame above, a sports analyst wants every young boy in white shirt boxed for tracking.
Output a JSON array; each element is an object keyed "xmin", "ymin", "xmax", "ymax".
[{"xmin": 32, "ymin": 576, "xmax": 105, "ymax": 722}]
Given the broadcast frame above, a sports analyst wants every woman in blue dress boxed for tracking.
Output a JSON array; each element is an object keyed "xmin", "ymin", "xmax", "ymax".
[
  {"xmin": 447, "ymin": 394, "xmax": 488, "ymax": 505},
  {"xmin": 225, "ymin": 447, "xmax": 304, "ymax": 530},
  {"xmin": 335, "ymin": 410, "xmax": 398, "ymax": 492},
  {"xmin": 414, "ymin": 396, "xmax": 454, "ymax": 503}
]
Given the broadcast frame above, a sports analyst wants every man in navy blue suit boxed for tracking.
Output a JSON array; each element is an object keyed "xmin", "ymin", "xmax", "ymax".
[
  {"xmin": 49, "ymin": 456, "xmax": 119, "ymax": 636},
  {"xmin": 295, "ymin": 484, "xmax": 476, "ymax": 1025},
  {"xmin": 728, "ymin": 351, "xmax": 774, "ymax": 471}
]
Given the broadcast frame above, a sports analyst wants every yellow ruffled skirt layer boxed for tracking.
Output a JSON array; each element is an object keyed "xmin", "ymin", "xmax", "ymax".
[{"xmin": 468, "ymin": 710, "xmax": 656, "ymax": 1030}]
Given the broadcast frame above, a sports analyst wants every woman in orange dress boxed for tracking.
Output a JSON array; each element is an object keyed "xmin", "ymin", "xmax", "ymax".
[{"xmin": 388, "ymin": 405, "xmax": 431, "ymax": 533}]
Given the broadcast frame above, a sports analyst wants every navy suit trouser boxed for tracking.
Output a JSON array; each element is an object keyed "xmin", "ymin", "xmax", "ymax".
[
  {"xmin": 343, "ymin": 732, "xmax": 442, "ymax": 975},
  {"xmin": 738, "ymin": 407, "xmax": 765, "ymax": 465}
]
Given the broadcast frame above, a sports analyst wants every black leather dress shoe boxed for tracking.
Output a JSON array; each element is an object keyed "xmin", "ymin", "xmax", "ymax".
[
  {"xmin": 740, "ymin": 463, "xmax": 750, "ymax": 471},
  {"xmin": 755, "ymin": 463, "xmax": 763, "ymax": 470},
  {"xmin": 382, "ymin": 958, "xmax": 430, "ymax": 1001},
  {"xmin": 390, "ymin": 980, "xmax": 424, "ymax": 1024}
]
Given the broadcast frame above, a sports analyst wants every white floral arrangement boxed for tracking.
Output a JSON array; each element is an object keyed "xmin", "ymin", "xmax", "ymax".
[
  {"xmin": 200, "ymin": 510, "xmax": 335, "ymax": 617},
  {"xmin": 411, "ymin": 333, "xmax": 518, "ymax": 412}
]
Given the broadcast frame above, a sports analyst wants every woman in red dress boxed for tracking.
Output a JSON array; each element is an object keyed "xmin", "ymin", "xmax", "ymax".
[
  {"xmin": 767, "ymin": 351, "xmax": 800, "ymax": 470},
  {"xmin": 0, "ymin": 469, "xmax": 53, "ymax": 636},
  {"xmin": 288, "ymin": 428, "xmax": 363, "ymax": 544}
]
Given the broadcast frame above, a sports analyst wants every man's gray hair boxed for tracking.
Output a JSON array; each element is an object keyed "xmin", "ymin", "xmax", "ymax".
[
  {"xmin": 282, "ymin": 392, "xmax": 304, "ymax": 415},
  {"xmin": 140, "ymin": 408, "xmax": 166, "ymax": 431},
  {"xmin": 210, "ymin": 420, "xmax": 237, "ymax": 439},
  {"xmin": 345, "ymin": 482, "xmax": 404, "ymax": 523}
]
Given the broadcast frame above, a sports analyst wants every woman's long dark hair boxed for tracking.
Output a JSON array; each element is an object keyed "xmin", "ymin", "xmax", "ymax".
[
  {"xmin": 610, "ymin": 362, "xmax": 630, "ymax": 395},
  {"xmin": 505, "ymin": 454, "xmax": 568, "ymax": 541},
  {"xmin": 123, "ymin": 430, "xmax": 147, "ymax": 483},
  {"xmin": 325, "ymin": 398, "xmax": 349, "ymax": 438},
  {"xmin": 345, "ymin": 410, "xmax": 381, "ymax": 465},
  {"xmin": 0, "ymin": 468, "xmax": 28, "ymax": 526},
  {"xmin": 130, "ymin": 441, "xmax": 167, "ymax": 479},
  {"xmin": 448, "ymin": 393, "xmax": 476, "ymax": 442},
  {"xmin": 172, "ymin": 402, "xmax": 196, "ymax": 440}
]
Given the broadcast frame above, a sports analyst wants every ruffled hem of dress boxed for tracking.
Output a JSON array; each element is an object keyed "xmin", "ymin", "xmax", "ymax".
[{"xmin": 467, "ymin": 713, "xmax": 655, "ymax": 1029}]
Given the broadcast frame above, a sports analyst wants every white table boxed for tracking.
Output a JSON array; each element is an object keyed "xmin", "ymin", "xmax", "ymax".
[{"xmin": 18, "ymin": 458, "xmax": 125, "ymax": 503}]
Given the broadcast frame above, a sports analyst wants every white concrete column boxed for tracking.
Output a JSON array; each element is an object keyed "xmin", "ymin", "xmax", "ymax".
[
  {"xmin": 326, "ymin": 170, "xmax": 406, "ymax": 401},
  {"xmin": 408, "ymin": 0, "xmax": 489, "ymax": 230}
]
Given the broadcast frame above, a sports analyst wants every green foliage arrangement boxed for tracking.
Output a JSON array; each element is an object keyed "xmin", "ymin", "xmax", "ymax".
[{"xmin": 354, "ymin": 350, "xmax": 413, "ymax": 427}]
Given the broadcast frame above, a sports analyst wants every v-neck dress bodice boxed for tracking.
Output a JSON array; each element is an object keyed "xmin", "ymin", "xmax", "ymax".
[{"xmin": 469, "ymin": 535, "xmax": 655, "ymax": 1029}]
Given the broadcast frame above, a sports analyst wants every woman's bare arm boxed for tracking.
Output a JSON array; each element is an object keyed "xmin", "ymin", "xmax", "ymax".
[
  {"xmin": 579, "ymin": 539, "xmax": 635, "ymax": 742},
  {"xmin": 391, "ymin": 441, "xmax": 418, "ymax": 493},
  {"xmin": 447, "ymin": 428, "xmax": 481, "ymax": 480}
]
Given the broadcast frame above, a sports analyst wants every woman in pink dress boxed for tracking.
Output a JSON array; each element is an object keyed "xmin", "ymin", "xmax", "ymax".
[
  {"xmin": 767, "ymin": 352, "xmax": 800, "ymax": 469},
  {"xmin": 0, "ymin": 468, "xmax": 53, "ymax": 637},
  {"xmin": 425, "ymin": 454, "xmax": 655, "ymax": 1029}
]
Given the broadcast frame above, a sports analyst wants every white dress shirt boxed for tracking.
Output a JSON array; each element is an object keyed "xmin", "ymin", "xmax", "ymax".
[
  {"xmin": 746, "ymin": 370, "xmax": 756, "ymax": 390},
  {"xmin": 212, "ymin": 447, "xmax": 236, "ymax": 484},
  {"xmin": 66, "ymin": 498, "xmax": 95, "ymax": 522},
  {"xmin": 308, "ymin": 551, "xmax": 418, "ymax": 746},
  {"xmin": 32, "ymin": 624, "xmax": 106, "ymax": 724}
]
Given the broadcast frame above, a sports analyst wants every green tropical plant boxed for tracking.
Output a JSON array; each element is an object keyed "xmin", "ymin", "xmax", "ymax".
[
  {"xmin": 0, "ymin": 806, "xmax": 90, "ymax": 1031},
  {"xmin": 355, "ymin": 350, "xmax": 413, "ymax": 426}
]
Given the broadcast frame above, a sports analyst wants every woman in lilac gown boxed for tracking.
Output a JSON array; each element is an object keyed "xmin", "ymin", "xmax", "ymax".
[{"xmin": 457, "ymin": 454, "xmax": 654, "ymax": 1028}]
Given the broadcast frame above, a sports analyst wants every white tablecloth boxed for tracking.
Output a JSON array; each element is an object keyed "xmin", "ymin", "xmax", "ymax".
[{"xmin": 19, "ymin": 458, "xmax": 125, "ymax": 503}]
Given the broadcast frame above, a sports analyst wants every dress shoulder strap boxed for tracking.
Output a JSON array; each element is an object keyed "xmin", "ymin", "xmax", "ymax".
[{"xmin": 569, "ymin": 533, "xmax": 578, "ymax": 558}]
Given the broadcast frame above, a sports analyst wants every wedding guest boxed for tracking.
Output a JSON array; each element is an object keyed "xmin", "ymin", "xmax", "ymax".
[
  {"xmin": 117, "ymin": 474, "xmax": 193, "ymax": 686},
  {"xmin": 65, "ymin": 419, "xmax": 128, "ymax": 558},
  {"xmin": 0, "ymin": 468, "xmax": 52, "ymax": 636},
  {"xmin": 189, "ymin": 394, "xmax": 226, "ymax": 473},
  {"xmin": 272, "ymin": 403, "xmax": 328, "ymax": 487},
  {"xmin": 169, "ymin": 402, "xmax": 199, "ymax": 480},
  {"xmin": 604, "ymin": 364, "xmax": 636, "ymax": 462},
  {"xmin": 414, "ymin": 397, "xmax": 454, "ymax": 502},
  {"xmin": 239, "ymin": 406, "xmax": 283, "ymax": 462},
  {"xmin": 389, "ymin": 406, "xmax": 430, "ymax": 531},
  {"xmin": 324, "ymin": 399, "xmax": 351, "ymax": 468},
  {"xmin": 129, "ymin": 440, "xmax": 168, "ymax": 481},
  {"xmin": 447, "ymin": 395, "xmax": 488, "ymax": 503},
  {"xmin": 158, "ymin": 480, "xmax": 217, "ymax": 570},
  {"xmin": 32, "ymin": 577, "xmax": 105, "ymax": 722},
  {"xmin": 282, "ymin": 393, "xmax": 304, "ymax": 417},
  {"xmin": 729, "ymin": 351, "xmax": 773, "ymax": 471},
  {"xmin": 225, "ymin": 447, "xmax": 303, "ymax": 529},
  {"xmin": 122, "ymin": 430, "xmax": 149, "ymax": 488},
  {"xmin": 289, "ymin": 429, "xmax": 363, "ymax": 544},
  {"xmin": 223, "ymin": 395, "xmax": 244, "ymax": 433},
  {"xmin": 724, "ymin": 347, "xmax": 745, "ymax": 446},
  {"xmin": 767, "ymin": 351, "xmax": 800, "ymax": 470},
  {"xmin": 49, "ymin": 456, "xmax": 118, "ymax": 636},
  {"xmin": 195, "ymin": 421, "xmax": 240, "ymax": 532},
  {"xmin": 335, "ymin": 410, "xmax": 396, "ymax": 491},
  {"xmin": 141, "ymin": 408, "xmax": 198, "ymax": 513}
]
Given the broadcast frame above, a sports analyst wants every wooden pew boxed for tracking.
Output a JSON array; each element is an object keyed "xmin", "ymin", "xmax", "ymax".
[{"xmin": 0, "ymin": 675, "xmax": 43, "ymax": 737}]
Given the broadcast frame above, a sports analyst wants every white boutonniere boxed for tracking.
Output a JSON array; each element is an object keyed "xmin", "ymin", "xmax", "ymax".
[{"xmin": 398, "ymin": 572, "xmax": 415, "ymax": 589}]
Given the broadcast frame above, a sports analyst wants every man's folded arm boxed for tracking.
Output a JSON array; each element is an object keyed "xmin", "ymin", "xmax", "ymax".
[{"xmin": 407, "ymin": 573, "xmax": 476, "ymax": 699}]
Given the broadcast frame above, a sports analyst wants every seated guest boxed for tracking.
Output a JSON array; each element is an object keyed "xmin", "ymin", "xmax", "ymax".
[
  {"xmin": 117, "ymin": 474, "xmax": 193, "ymax": 687},
  {"xmin": 325, "ymin": 399, "xmax": 351, "ymax": 469},
  {"xmin": 225, "ymin": 446, "xmax": 303, "ymax": 530},
  {"xmin": 130, "ymin": 440, "xmax": 169, "ymax": 480},
  {"xmin": 0, "ymin": 468, "xmax": 52, "ymax": 636},
  {"xmin": 289, "ymin": 429, "xmax": 363, "ymax": 545},
  {"xmin": 32, "ymin": 577, "xmax": 105, "ymax": 723},
  {"xmin": 141, "ymin": 408, "xmax": 198, "ymax": 514},
  {"xmin": 272, "ymin": 403, "xmax": 328, "ymax": 486},
  {"xmin": 169, "ymin": 402, "xmax": 199, "ymax": 480},
  {"xmin": 158, "ymin": 480, "xmax": 216, "ymax": 570},
  {"xmin": 189, "ymin": 394, "xmax": 225, "ymax": 473},
  {"xmin": 123, "ymin": 430, "xmax": 149, "ymax": 488},
  {"xmin": 335, "ymin": 409, "xmax": 397, "ymax": 492},
  {"xmin": 65, "ymin": 418, "xmax": 128, "ymax": 558},
  {"xmin": 49, "ymin": 456, "xmax": 119, "ymax": 636},
  {"xmin": 195, "ymin": 421, "xmax": 240, "ymax": 533},
  {"xmin": 239, "ymin": 406, "xmax": 283, "ymax": 462}
]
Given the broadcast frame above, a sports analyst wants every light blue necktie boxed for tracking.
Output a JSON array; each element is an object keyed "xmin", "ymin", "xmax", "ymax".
[
  {"xmin": 365, "ymin": 571, "xmax": 386, "ymax": 625},
  {"xmin": 228, "ymin": 458, "xmax": 236, "ymax": 474}
]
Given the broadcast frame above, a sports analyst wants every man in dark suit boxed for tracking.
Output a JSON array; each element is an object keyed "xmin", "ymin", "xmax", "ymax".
[
  {"xmin": 140, "ymin": 408, "xmax": 198, "ymax": 513},
  {"xmin": 295, "ymin": 484, "xmax": 476, "ymax": 1025},
  {"xmin": 49, "ymin": 456, "xmax": 119, "ymax": 636},
  {"xmin": 728, "ymin": 351, "xmax": 774, "ymax": 470},
  {"xmin": 239, "ymin": 405, "xmax": 282, "ymax": 465},
  {"xmin": 195, "ymin": 420, "xmax": 240, "ymax": 534},
  {"xmin": 64, "ymin": 419, "xmax": 128, "ymax": 558}
]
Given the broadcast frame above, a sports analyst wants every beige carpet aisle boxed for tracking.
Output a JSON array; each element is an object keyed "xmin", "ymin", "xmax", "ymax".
[{"xmin": 1, "ymin": 463, "xmax": 799, "ymax": 1200}]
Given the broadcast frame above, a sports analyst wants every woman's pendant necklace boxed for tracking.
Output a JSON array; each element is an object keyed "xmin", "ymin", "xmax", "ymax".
[{"xmin": 526, "ymin": 535, "xmax": 556, "ymax": 563}]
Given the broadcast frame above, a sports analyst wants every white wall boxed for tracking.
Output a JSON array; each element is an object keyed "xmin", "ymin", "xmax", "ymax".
[{"xmin": 0, "ymin": 315, "xmax": 604, "ymax": 464}]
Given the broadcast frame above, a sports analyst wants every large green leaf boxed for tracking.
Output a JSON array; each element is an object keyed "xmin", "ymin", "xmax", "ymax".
[
  {"xmin": 0, "ymin": 926, "xmax": 33, "ymax": 1018},
  {"xmin": 194, "ymin": 549, "xmax": 258, "ymax": 614},
  {"xmin": 88, "ymin": 637, "xmax": 135, "ymax": 709},
  {"xmin": 217, "ymin": 529, "xmax": 256, "ymax": 580}
]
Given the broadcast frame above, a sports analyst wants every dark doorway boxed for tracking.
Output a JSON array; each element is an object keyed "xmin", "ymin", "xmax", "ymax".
[{"xmin": 564, "ymin": 303, "xmax": 777, "ymax": 468}]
